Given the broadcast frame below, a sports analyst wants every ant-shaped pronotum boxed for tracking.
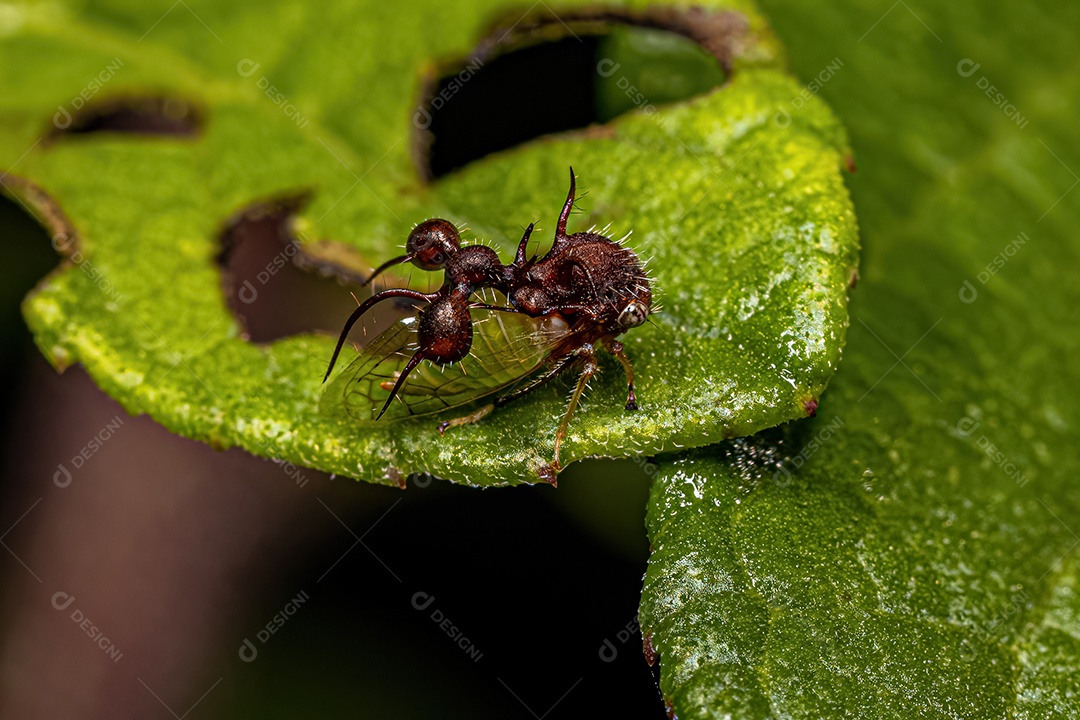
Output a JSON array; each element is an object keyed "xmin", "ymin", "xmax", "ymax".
[
  {"xmin": 322, "ymin": 216, "xmax": 505, "ymax": 406},
  {"xmin": 323, "ymin": 168, "xmax": 652, "ymax": 479}
]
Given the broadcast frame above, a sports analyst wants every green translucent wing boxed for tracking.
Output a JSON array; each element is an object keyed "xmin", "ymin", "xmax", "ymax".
[{"xmin": 320, "ymin": 310, "xmax": 564, "ymax": 422}]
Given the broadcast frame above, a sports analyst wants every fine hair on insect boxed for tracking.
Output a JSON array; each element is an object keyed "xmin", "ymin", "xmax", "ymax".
[{"xmin": 322, "ymin": 168, "xmax": 653, "ymax": 481}]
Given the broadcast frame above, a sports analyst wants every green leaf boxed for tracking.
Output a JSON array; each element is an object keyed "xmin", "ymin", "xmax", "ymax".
[
  {"xmin": 0, "ymin": 0, "xmax": 857, "ymax": 485},
  {"xmin": 641, "ymin": 1, "xmax": 1080, "ymax": 716}
]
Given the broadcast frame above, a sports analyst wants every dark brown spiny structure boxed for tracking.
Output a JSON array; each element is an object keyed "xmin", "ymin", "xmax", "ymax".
[{"xmin": 324, "ymin": 168, "xmax": 652, "ymax": 479}]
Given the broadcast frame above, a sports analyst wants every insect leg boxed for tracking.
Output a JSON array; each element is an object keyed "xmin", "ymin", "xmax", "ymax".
[
  {"xmin": 435, "ymin": 352, "xmax": 577, "ymax": 435},
  {"xmin": 603, "ymin": 339, "xmax": 638, "ymax": 410},
  {"xmin": 436, "ymin": 403, "xmax": 495, "ymax": 435},
  {"xmin": 493, "ymin": 352, "xmax": 578, "ymax": 408},
  {"xmin": 468, "ymin": 302, "xmax": 518, "ymax": 313},
  {"xmin": 323, "ymin": 288, "xmax": 436, "ymax": 383},
  {"xmin": 376, "ymin": 350, "xmax": 426, "ymax": 420},
  {"xmin": 554, "ymin": 166, "xmax": 576, "ymax": 246},
  {"xmin": 551, "ymin": 347, "xmax": 599, "ymax": 473}
]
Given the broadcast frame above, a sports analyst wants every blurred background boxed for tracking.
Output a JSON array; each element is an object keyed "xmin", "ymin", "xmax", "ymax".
[{"xmin": 0, "ymin": 21, "xmax": 724, "ymax": 719}]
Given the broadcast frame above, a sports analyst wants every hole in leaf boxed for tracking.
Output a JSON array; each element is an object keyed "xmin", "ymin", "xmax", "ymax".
[
  {"xmin": 217, "ymin": 197, "xmax": 419, "ymax": 345},
  {"xmin": 49, "ymin": 96, "xmax": 203, "ymax": 139},
  {"xmin": 222, "ymin": 15, "xmax": 739, "ymax": 346},
  {"xmin": 418, "ymin": 23, "xmax": 728, "ymax": 179}
]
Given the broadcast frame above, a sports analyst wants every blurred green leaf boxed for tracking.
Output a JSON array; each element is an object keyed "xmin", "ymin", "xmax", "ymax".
[
  {"xmin": 0, "ymin": 0, "xmax": 856, "ymax": 485},
  {"xmin": 640, "ymin": 2, "xmax": 1080, "ymax": 716}
]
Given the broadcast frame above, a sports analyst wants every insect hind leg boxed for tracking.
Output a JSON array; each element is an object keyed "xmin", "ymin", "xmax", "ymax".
[
  {"xmin": 437, "ymin": 403, "xmax": 496, "ymax": 435},
  {"xmin": 436, "ymin": 352, "xmax": 576, "ymax": 436},
  {"xmin": 494, "ymin": 352, "xmax": 578, "ymax": 408}
]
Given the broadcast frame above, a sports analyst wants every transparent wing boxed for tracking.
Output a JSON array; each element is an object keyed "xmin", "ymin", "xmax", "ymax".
[{"xmin": 320, "ymin": 310, "xmax": 570, "ymax": 422}]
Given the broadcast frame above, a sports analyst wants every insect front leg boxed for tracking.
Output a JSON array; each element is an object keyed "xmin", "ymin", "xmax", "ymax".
[
  {"xmin": 603, "ymin": 338, "xmax": 638, "ymax": 411},
  {"xmin": 323, "ymin": 288, "xmax": 437, "ymax": 382}
]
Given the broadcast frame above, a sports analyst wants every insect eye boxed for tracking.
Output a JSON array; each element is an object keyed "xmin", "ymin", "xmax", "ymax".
[
  {"xmin": 618, "ymin": 302, "xmax": 647, "ymax": 328},
  {"xmin": 431, "ymin": 251, "xmax": 445, "ymax": 266}
]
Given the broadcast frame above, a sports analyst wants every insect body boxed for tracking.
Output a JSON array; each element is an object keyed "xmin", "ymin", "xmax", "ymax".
[
  {"xmin": 321, "ymin": 218, "xmax": 504, "ymax": 417},
  {"xmin": 322, "ymin": 169, "xmax": 652, "ymax": 479},
  {"xmin": 497, "ymin": 170, "xmax": 652, "ymax": 411}
]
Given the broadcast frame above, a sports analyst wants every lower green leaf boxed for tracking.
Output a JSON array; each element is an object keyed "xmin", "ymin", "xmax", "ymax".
[{"xmin": 641, "ymin": 1, "xmax": 1080, "ymax": 714}]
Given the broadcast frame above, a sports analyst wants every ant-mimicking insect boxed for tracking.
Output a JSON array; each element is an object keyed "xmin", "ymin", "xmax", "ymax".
[{"xmin": 322, "ymin": 168, "xmax": 653, "ymax": 480}]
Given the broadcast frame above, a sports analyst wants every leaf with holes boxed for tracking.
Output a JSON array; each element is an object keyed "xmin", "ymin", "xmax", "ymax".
[
  {"xmin": 640, "ymin": 1, "xmax": 1080, "ymax": 716},
  {"xmin": 0, "ymin": 0, "xmax": 857, "ymax": 485}
]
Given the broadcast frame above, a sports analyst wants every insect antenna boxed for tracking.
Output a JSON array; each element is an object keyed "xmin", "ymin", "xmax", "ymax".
[
  {"xmin": 362, "ymin": 252, "xmax": 415, "ymax": 286},
  {"xmin": 323, "ymin": 288, "xmax": 435, "ymax": 383}
]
